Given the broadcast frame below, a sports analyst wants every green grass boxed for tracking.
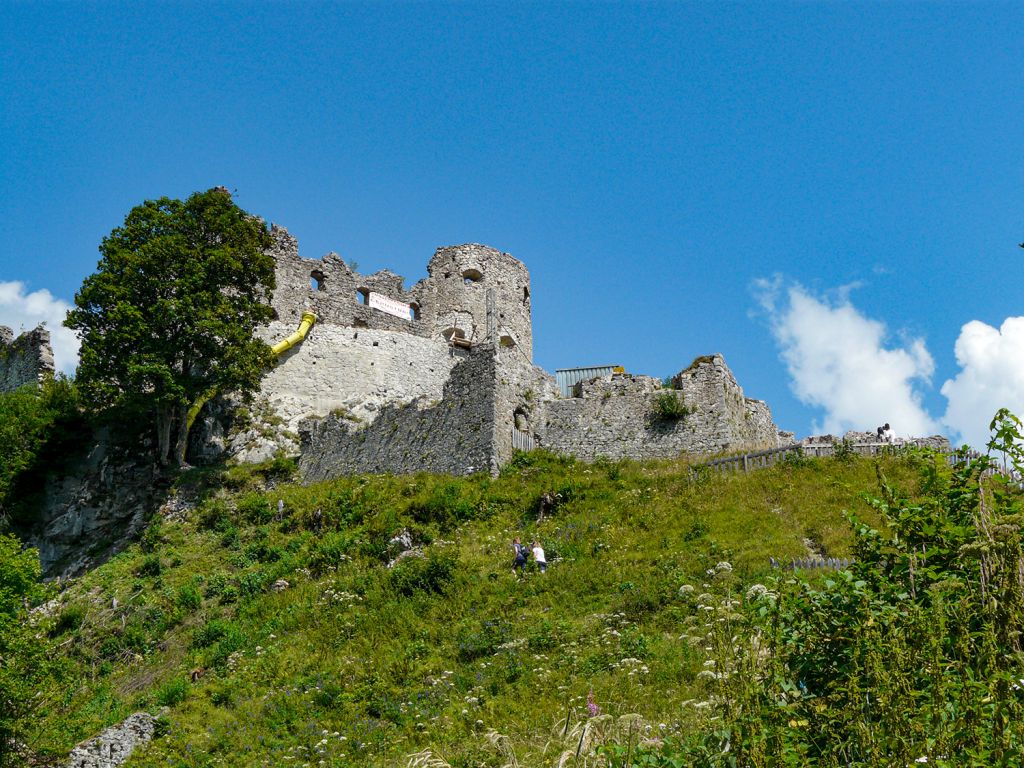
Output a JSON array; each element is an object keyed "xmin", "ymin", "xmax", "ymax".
[{"xmin": 26, "ymin": 450, "xmax": 927, "ymax": 767}]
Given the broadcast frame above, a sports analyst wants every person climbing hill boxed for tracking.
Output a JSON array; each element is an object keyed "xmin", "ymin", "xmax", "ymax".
[
  {"xmin": 532, "ymin": 540, "xmax": 547, "ymax": 573},
  {"xmin": 512, "ymin": 537, "xmax": 529, "ymax": 575}
]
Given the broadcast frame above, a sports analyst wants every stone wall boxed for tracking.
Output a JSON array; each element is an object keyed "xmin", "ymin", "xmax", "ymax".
[
  {"xmin": 299, "ymin": 348, "xmax": 497, "ymax": 479},
  {"xmin": 226, "ymin": 321, "xmax": 462, "ymax": 462},
  {"xmin": 0, "ymin": 325, "xmax": 55, "ymax": 393},
  {"xmin": 540, "ymin": 354, "xmax": 782, "ymax": 462}
]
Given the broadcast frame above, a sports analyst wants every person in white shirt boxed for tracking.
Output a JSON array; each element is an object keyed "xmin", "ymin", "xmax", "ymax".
[{"xmin": 532, "ymin": 541, "xmax": 547, "ymax": 573}]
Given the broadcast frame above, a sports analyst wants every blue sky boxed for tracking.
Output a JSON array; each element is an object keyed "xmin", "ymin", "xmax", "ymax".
[{"xmin": 2, "ymin": 2, "xmax": 1022, "ymax": 447}]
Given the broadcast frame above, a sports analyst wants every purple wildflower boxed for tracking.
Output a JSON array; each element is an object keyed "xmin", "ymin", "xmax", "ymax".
[{"xmin": 587, "ymin": 688, "xmax": 600, "ymax": 717}]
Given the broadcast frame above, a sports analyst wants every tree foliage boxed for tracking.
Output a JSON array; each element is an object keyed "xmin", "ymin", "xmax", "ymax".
[
  {"xmin": 65, "ymin": 188, "xmax": 275, "ymax": 465},
  {"xmin": 0, "ymin": 377, "xmax": 81, "ymax": 522}
]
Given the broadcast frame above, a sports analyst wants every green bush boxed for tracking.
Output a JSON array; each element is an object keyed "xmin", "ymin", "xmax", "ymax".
[
  {"xmin": 176, "ymin": 584, "xmax": 202, "ymax": 612},
  {"xmin": 308, "ymin": 530, "xmax": 353, "ymax": 574},
  {"xmin": 49, "ymin": 604, "xmax": 85, "ymax": 637},
  {"xmin": 155, "ymin": 676, "xmax": 189, "ymax": 707},
  {"xmin": 652, "ymin": 391, "xmax": 690, "ymax": 422},
  {"xmin": 389, "ymin": 548, "xmax": 458, "ymax": 596},
  {"xmin": 136, "ymin": 554, "xmax": 163, "ymax": 577},
  {"xmin": 237, "ymin": 492, "xmax": 273, "ymax": 524}
]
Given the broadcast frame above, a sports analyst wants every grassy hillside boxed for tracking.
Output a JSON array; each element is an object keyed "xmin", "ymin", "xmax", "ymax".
[{"xmin": 27, "ymin": 450, "xmax": 924, "ymax": 767}]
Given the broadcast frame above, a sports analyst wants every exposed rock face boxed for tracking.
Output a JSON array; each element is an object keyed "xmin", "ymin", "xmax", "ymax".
[
  {"xmin": 64, "ymin": 712, "xmax": 156, "ymax": 768},
  {"xmin": 23, "ymin": 429, "xmax": 159, "ymax": 578},
  {"xmin": 0, "ymin": 324, "xmax": 55, "ymax": 392},
  {"xmin": 539, "ymin": 354, "xmax": 782, "ymax": 461}
]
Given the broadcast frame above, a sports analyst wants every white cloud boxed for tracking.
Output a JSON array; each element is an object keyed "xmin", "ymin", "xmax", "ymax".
[
  {"xmin": 940, "ymin": 317, "xmax": 1024, "ymax": 449},
  {"xmin": 756, "ymin": 279, "xmax": 939, "ymax": 438},
  {"xmin": 0, "ymin": 281, "xmax": 79, "ymax": 375}
]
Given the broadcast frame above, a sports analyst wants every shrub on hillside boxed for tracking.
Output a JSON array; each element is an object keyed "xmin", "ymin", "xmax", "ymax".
[
  {"xmin": 406, "ymin": 481, "xmax": 482, "ymax": 529},
  {"xmin": 389, "ymin": 548, "xmax": 458, "ymax": 597}
]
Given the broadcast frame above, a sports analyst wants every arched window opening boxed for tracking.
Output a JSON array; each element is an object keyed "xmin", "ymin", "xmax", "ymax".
[
  {"xmin": 462, "ymin": 268, "xmax": 483, "ymax": 285},
  {"xmin": 514, "ymin": 407, "xmax": 530, "ymax": 432},
  {"xmin": 499, "ymin": 335, "xmax": 516, "ymax": 348},
  {"xmin": 523, "ymin": 286, "xmax": 530, "ymax": 303},
  {"xmin": 409, "ymin": 302, "xmax": 422, "ymax": 321},
  {"xmin": 311, "ymin": 270, "xmax": 325, "ymax": 291},
  {"xmin": 441, "ymin": 327, "xmax": 466, "ymax": 342},
  {"xmin": 356, "ymin": 287, "xmax": 370, "ymax": 305}
]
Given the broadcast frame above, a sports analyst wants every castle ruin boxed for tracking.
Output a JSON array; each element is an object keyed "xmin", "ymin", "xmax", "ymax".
[
  {"xmin": 219, "ymin": 227, "xmax": 786, "ymax": 476},
  {"xmin": 0, "ymin": 325, "xmax": 55, "ymax": 393}
]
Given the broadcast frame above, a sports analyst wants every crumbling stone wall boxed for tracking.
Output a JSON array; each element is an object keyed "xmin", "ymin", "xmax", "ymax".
[
  {"xmin": 299, "ymin": 348, "xmax": 497, "ymax": 478},
  {"xmin": 540, "ymin": 354, "xmax": 782, "ymax": 462},
  {"xmin": 0, "ymin": 325, "xmax": 55, "ymax": 393},
  {"xmin": 267, "ymin": 229, "xmax": 533, "ymax": 357},
  {"xmin": 229, "ymin": 230, "xmax": 537, "ymax": 469}
]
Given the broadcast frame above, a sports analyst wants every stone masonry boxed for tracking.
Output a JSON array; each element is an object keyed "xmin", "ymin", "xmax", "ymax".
[
  {"xmin": 0, "ymin": 325, "xmax": 55, "ymax": 393},
  {"xmin": 540, "ymin": 355, "xmax": 782, "ymax": 462},
  {"xmin": 226, "ymin": 227, "xmax": 785, "ymax": 476}
]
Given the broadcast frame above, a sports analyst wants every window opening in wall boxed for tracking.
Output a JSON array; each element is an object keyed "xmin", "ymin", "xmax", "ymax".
[
  {"xmin": 356, "ymin": 287, "xmax": 369, "ymax": 305},
  {"xmin": 409, "ymin": 302, "xmax": 421, "ymax": 321},
  {"xmin": 514, "ymin": 407, "xmax": 529, "ymax": 432},
  {"xmin": 462, "ymin": 268, "xmax": 483, "ymax": 285},
  {"xmin": 523, "ymin": 286, "xmax": 530, "ymax": 303},
  {"xmin": 310, "ymin": 270, "xmax": 325, "ymax": 291},
  {"xmin": 500, "ymin": 335, "xmax": 516, "ymax": 348},
  {"xmin": 441, "ymin": 327, "xmax": 466, "ymax": 341}
]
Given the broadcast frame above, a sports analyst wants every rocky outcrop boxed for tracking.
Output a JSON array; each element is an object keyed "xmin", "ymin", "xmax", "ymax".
[
  {"xmin": 64, "ymin": 712, "xmax": 156, "ymax": 768},
  {"xmin": 22, "ymin": 429, "xmax": 160, "ymax": 578}
]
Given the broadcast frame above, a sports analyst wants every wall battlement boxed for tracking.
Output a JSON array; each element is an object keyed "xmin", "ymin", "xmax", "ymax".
[
  {"xmin": 268, "ymin": 227, "xmax": 533, "ymax": 358},
  {"xmin": 0, "ymin": 325, "xmax": 55, "ymax": 393}
]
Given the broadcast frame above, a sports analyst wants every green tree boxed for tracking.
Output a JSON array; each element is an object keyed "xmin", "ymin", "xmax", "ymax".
[
  {"xmin": 65, "ymin": 188, "xmax": 275, "ymax": 466},
  {"xmin": 0, "ymin": 535, "xmax": 44, "ymax": 767},
  {"xmin": 0, "ymin": 377, "xmax": 81, "ymax": 522}
]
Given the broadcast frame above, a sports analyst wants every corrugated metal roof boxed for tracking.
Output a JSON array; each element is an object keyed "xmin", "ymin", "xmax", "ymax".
[{"xmin": 555, "ymin": 365, "xmax": 621, "ymax": 397}]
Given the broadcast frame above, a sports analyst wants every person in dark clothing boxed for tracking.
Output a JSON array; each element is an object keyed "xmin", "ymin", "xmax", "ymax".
[{"xmin": 512, "ymin": 537, "xmax": 529, "ymax": 575}]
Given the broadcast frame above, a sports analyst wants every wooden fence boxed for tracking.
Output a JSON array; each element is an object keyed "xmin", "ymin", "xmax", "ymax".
[
  {"xmin": 695, "ymin": 442, "xmax": 1023, "ymax": 489},
  {"xmin": 512, "ymin": 429, "xmax": 535, "ymax": 453}
]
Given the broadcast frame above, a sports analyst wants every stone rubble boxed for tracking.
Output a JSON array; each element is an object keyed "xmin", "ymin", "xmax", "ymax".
[{"xmin": 63, "ymin": 712, "xmax": 157, "ymax": 768}]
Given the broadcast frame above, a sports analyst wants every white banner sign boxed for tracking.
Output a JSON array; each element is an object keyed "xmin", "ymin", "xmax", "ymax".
[{"xmin": 368, "ymin": 291, "xmax": 411, "ymax": 321}]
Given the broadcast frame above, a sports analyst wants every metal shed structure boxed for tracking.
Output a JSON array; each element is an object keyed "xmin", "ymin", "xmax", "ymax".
[{"xmin": 555, "ymin": 365, "xmax": 624, "ymax": 397}]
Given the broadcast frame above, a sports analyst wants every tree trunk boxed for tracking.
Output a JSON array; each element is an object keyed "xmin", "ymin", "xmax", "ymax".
[
  {"xmin": 173, "ymin": 405, "xmax": 191, "ymax": 467},
  {"xmin": 156, "ymin": 406, "xmax": 173, "ymax": 466}
]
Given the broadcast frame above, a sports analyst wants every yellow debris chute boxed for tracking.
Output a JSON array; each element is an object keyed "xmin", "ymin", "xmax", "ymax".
[
  {"xmin": 183, "ymin": 311, "xmax": 318, "ymax": 446},
  {"xmin": 271, "ymin": 311, "xmax": 317, "ymax": 357}
]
